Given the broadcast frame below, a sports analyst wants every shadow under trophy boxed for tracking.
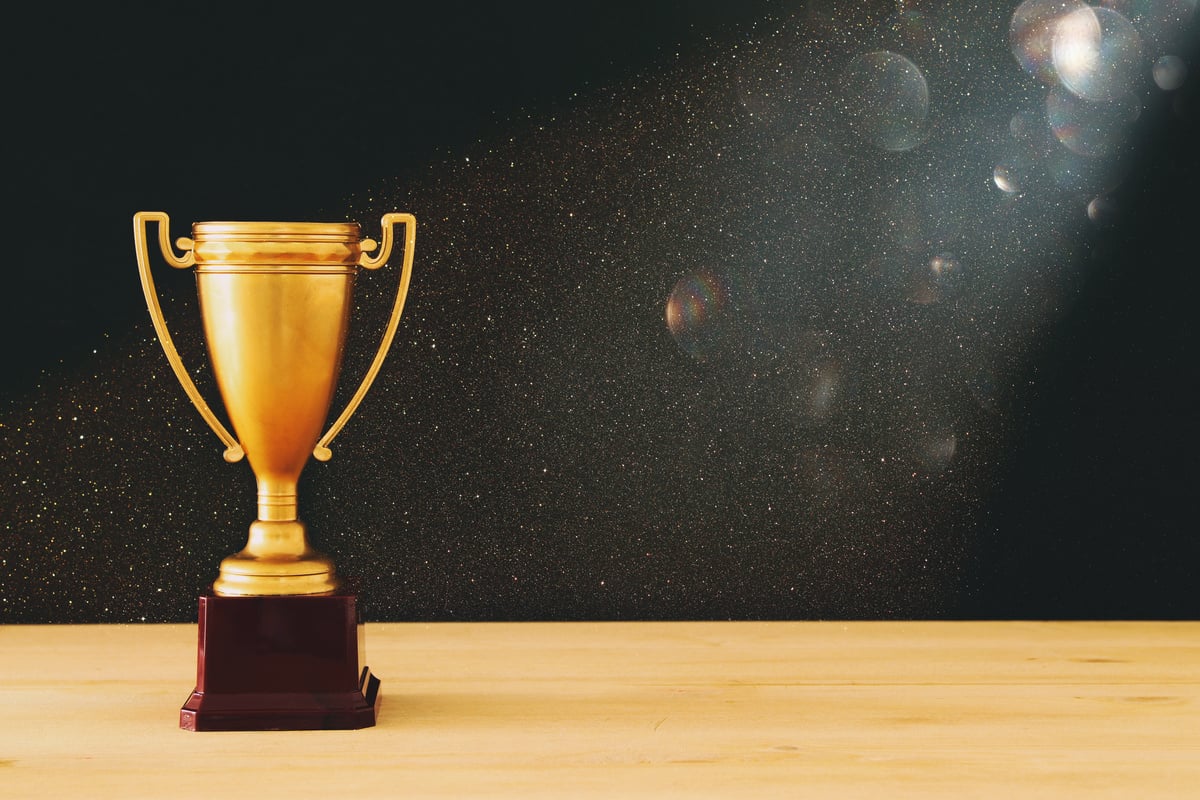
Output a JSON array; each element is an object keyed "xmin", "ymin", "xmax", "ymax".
[{"xmin": 133, "ymin": 211, "xmax": 415, "ymax": 731}]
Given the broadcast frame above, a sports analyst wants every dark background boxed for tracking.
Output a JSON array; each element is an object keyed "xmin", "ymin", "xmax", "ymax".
[{"xmin": 2, "ymin": 2, "xmax": 1196, "ymax": 622}]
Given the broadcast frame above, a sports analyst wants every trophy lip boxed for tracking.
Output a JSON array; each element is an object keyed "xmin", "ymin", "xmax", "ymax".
[{"xmin": 193, "ymin": 221, "xmax": 363, "ymax": 241}]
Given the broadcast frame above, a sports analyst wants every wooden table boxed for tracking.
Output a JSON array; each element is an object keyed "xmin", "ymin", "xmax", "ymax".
[{"xmin": 1, "ymin": 622, "xmax": 1197, "ymax": 798}]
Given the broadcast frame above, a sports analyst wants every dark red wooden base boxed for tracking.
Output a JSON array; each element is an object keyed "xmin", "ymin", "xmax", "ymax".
[{"xmin": 180, "ymin": 590, "xmax": 381, "ymax": 731}]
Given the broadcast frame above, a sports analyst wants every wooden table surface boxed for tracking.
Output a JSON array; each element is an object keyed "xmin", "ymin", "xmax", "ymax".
[{"xmin": 1, "ymin": 621, "xmax": 1197, "ymax": 798}]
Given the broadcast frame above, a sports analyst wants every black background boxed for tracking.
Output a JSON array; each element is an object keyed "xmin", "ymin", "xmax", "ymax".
[{"xmin": 2, "ymin": 2, "xmax": 1197, "ymax": 622}]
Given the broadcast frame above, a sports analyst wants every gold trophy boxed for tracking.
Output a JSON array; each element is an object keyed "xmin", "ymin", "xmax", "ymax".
[{"xmin": 133, "ymin": 211, "xmax": 415, "ymax": 730}]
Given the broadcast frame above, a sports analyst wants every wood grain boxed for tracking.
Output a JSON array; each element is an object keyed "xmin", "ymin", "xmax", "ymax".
[{"xmin": 1, "ymin": 622, "xmax": 1197, "ymax": 798}]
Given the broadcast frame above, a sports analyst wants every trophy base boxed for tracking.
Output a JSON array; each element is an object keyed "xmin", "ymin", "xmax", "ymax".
[{"xmin": 180, "ymin": 590, "xmax": 381, "ymax": 731}]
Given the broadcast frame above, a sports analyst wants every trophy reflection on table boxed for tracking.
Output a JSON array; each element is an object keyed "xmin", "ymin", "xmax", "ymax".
[{"xmin": 133, "ymin": 211, "xmax": 415, "ymax": 730}]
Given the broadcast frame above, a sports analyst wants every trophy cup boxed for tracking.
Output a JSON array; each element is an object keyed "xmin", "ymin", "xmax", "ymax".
[{"xmin": 133, "ymin": 210, "xmax": 415, "ymax": 731}]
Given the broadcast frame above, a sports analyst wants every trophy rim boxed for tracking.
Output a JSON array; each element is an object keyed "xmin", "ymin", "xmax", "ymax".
[{"xmin": 193, "ymin": 221, "xmax": 363, "ymax": 241}]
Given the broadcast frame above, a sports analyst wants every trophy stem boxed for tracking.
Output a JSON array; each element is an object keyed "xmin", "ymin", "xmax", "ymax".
[
  {"xmin": 258, "ymin": 478, "xmax": 300, "ymax": 521},
  {"xmin": 213, "ymin": 521, "xmax": 340, "ymax": 595},
  {"xmin": 213, "ymin": 477, "xmax": 340, "ymax": 595}
]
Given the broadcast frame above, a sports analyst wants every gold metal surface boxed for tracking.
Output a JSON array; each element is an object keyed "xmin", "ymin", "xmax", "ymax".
[
  {"xmin": 134, "ymin": 211, "xmax": 416, "ymax": 596},
  {"xmin": 134, "ymin": 212, "xmax": 243, "ymax": 463},
  {"xmin": 315, "ymin": 213, "xmax": 416, "ymax": 460}
]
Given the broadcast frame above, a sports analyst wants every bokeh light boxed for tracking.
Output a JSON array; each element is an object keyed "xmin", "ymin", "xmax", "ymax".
[
  {"xmin": 1152, "ymin": 54, "xmax": 1188, "ymax": 90},
  {"xmin": 1087, "ymin": 194, "xmax": 1119, "ymax": 224},
  {"xmin": 911, "ymin": 252, "xmax": 963, "ymax": 305},
  {"xmin": 994, "ymin": 164, "xmax": 1022, "ymax": 193},
  {"xmin": 994, "ymin": 144, "xmax": 1040, "ymax": 194},
  {"xmin": 839, "ymin": 51, "xmax": 930, "ymax": 151},
  {"xmin": 916, "ymin": 431, "xmax": 958, "ymax": 473},
  {"xmin": 1011, "ymin": 0, "xmax": 1091, "ymax": 84},
  {"xmin": 794, "ymin": 360, "xmax": 844, "ymax": 426},
  {"xmin": 1009, "ymin": 108, "xmax": 1042, "ymax": 139},
  {"xmin": 1052, "ymin": 7, "xmax": 1144, "ymax": 102},
  {"xmin": 1046, "ymin": 85, "xmax": 1140, "ymax": 156},
  {"xmin": 665, "ymin": 270, "xmax": 745, "ymax": 362}
]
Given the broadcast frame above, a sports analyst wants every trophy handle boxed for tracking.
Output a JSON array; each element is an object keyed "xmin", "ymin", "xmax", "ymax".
[
  {"xmin": 313, "ymin": 212, "xmax": 416, "ymax": 461},
  {"xmin": 133, "ymin": 211, "xmax": 246, "ymax": 463}
]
